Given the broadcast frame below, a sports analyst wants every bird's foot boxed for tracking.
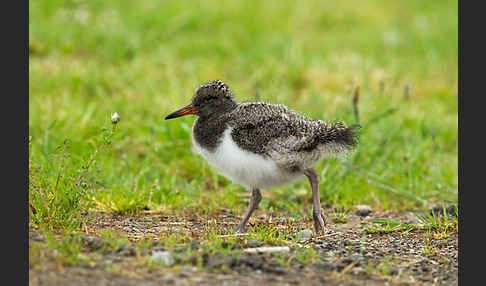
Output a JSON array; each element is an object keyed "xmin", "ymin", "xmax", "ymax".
[
  {"xmin": 312, "ymin": 208, "xmax": 327, "ymax": 234},
  {"xmin": 234, "ymin": 223, "xmax": 248, "ymax": 234}
]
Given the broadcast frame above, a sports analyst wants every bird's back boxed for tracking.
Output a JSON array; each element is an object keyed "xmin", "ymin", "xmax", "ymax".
[{"xmin": 226, "ymin": 102, "xmax": 359, "ymax": 171}]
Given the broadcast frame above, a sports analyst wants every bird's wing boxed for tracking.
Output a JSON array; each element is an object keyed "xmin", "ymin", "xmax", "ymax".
[{"xmin": 227, "ymin": 103, "xmax": 323, "ymax": 159}]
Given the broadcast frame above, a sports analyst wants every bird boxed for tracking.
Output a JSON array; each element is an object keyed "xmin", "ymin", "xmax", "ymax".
[{"xmin": 165, "ymin": 80, "xmax": 360, "ymax": 234}]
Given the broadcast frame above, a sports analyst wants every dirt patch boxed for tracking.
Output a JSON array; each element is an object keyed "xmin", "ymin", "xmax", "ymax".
[{"xmin": 29, "ymin": 209, "xmax": 458, "ymax": 286}]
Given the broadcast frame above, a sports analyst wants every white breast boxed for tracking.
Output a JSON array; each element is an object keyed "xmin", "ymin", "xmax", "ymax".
[{"xmin": 192, "ymin": 128, "xmax": 303, "ymax": 189}]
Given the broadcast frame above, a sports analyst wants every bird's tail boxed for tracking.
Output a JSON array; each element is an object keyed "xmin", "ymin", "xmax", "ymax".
[
  {"xmin": 337, "ymin": 122, "xmax": 361, "ymax": 149},
  {"xmin": 320, "ymin": 122, "xmax": 361, "ymax": 153}
]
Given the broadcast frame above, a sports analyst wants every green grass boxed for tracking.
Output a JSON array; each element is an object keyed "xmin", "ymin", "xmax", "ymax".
[
  {"xmin": 366, "ymin": 205, "xmax": 458, "ymax": 236},
  {"xmin": 29, "ymin": 0, "xmax": 457, "ymax": 242}
]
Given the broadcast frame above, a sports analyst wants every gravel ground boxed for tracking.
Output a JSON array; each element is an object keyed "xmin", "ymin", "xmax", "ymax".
[{"xmin": 29, "ymin": 208, "xmax": 458, "ymax": 286}]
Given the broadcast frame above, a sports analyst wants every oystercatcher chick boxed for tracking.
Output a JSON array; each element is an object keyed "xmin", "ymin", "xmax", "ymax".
[{"xmin": 165, "ymin": 80, "xmax": 360, "ymax": 234}]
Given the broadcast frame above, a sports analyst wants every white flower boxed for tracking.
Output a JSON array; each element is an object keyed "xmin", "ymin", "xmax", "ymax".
[{"xmin": 111, "ymin": 112, "xmax": 120, "ymax": 124}]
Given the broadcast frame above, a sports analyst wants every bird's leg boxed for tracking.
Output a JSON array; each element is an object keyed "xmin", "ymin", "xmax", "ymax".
[
  {"xmin": 304, "ymin": 168, "xmax": 327, "ymax": 234},
  {"xmin": 234, "ymin": 188, "xmax": 262, "ymax": 233}
]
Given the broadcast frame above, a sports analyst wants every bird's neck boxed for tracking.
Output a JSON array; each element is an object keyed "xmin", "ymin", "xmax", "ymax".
[{"xmin": 193, "ymin": 111, "xmax": 232, "ymax": 152}]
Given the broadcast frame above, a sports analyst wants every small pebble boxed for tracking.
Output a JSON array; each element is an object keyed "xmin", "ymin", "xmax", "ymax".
[
  {"xmin": 116, "ymin": 244, "xmax": 135, "ymax": 256},
  {"xmin": 297, "ymin": 229, "xmax": 313, "ymax": 241},
  {"xmin": 152, "ymin": 251, "xmax": 175, "ymax": 266},
  {"xmin": 355, "ymin": 205, "xmax": 372, "ymax": 217},
  {"xmin": 247, "ymin": 240, "xmax": 263, "ymax": 248},
  {"xmin": 29, "ymin": 232, "xmax": 45, "ymax": 242},
  {"xmin": 243, "ymin": 246, "xmax": 290, "ymax": 254},
  {"xmin": 78, "ymin": 235, "xmax": 105, "ymax": 251}
]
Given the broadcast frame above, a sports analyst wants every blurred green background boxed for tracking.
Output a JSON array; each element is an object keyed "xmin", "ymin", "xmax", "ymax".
[{"xmin": 29, "ymin": 0, "xmax": 457, "ymax": 228}]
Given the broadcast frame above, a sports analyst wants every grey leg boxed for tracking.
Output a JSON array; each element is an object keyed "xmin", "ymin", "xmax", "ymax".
[
  {"xmin": 304, "ymin": 168, "xmax": 327, "ymax": 234},
  {"xmin": 234, "ymin": 188, "xmax": 262, "ymax": 233}
]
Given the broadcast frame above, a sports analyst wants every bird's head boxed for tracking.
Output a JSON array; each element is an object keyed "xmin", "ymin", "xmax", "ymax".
[{"xmin": 165, "ymin": 80, "xmax": 237, "ymax": 120}]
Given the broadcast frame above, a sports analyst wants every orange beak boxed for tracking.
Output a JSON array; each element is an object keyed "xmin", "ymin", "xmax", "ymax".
[{"xmin": 165, "ymin": 103, "xmax": 199, "ymax": 120}]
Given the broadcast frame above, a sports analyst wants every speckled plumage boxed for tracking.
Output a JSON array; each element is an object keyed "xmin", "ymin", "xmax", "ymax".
[
  {"xmin": 228, "ymin": 102, "xmax": 359, "ymax": 171},
  {"xmin": 191, "ymin": 80, "xmax": 360, "ymax": 175}
]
